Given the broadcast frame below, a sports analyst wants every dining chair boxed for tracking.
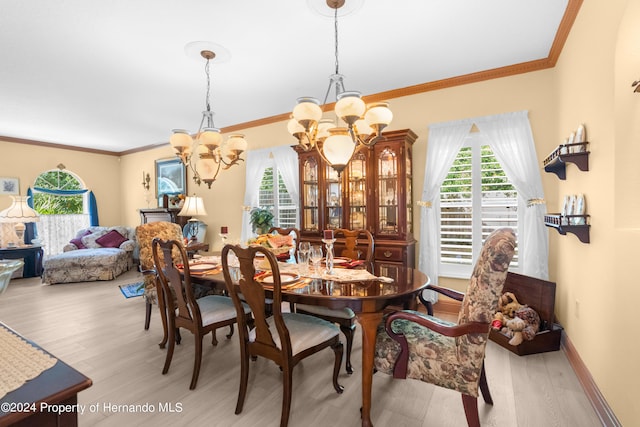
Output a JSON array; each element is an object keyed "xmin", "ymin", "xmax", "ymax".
[
  {"xmin": 374, "ymin": 228, "xmax": 516, "ymax": 427},
  {"xmin": 136, "ymin": 221, "xmax": 184, "ymax": 345},
  {"xmin": 153, "ymin": 238, "xmax": 251, "ymax": 390},
  {"xmin": 221, "ymin": 244, "xmax": 344, "ymax": 427},
  {"xmin": 295, "ymin": 228, "xmax": 374, "ymax": 374}
]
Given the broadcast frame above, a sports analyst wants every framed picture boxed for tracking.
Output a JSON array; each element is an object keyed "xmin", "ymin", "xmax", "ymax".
[
  {"xmin": 0, "ymin": 177, "xmax": 19, "ymax": 195},
  {"xmin": 155, "ymin": 158, "xmax": 187, "ymax": 200}
]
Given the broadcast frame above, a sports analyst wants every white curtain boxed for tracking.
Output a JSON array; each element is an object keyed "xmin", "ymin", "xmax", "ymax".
[
  {"xmin": 419, "ymin": 120, "xmax": 473, "ymax": 300},
  {"xmin": 419, "ymin": 111, "xmax": 548, "ymax": 302},
  {"xmin": 475, "ymin": 111, "xmax": 548, "ymax": 279},
  {"xmin": 241, "ymin": 146, "xmax": 300, "ymax": 242},
  {"xmin": 272, "ymin": 145, "xmax": 300, "ymax": 229},
  {"xmin": 39, "ymin": 214, "xmax": 90, "ymax": 257}
]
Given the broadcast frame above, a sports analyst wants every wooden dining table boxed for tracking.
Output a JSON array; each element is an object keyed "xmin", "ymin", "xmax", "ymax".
[{"xmin": 190, "ymin": 263, "xmax": 430, "ymax": 427}]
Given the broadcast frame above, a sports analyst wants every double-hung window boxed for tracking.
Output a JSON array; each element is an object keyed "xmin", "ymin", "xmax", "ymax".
[
  {"xmin": 439, "ymin": 134, "xmax": 520, "ymax": 278},
  {"xmin": 258, "ymin": 161, "xmax": 297, "ymax": 229}
]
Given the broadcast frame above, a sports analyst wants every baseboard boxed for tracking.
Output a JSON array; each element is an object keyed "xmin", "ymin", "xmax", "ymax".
[
  {"xmin": 561, "ymin": 333, "xmax": 622, "ymax": 427},
  {"xmin": 431, "ymin": 299, "xmax": 621, "ymax": 426}
]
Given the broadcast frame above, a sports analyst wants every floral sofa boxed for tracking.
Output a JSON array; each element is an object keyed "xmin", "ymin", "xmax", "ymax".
[{"xmin": 42, "ymin": 226, "xmax": 137, "ymax": 285}]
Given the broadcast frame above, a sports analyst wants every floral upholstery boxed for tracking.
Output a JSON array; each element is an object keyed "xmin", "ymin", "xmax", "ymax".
[
  {"xmin": 42, "ymin": 226, "xmax": 137, "ymax": 285},
  {"xmin": 135, "ymin": 221, "xmax": 183, "ymax": 306},
  {"xmin": 374, "ymin": 228, "xmax": 516, "ymax": 398}
]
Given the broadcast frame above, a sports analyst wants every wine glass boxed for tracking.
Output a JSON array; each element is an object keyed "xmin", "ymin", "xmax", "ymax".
[{"xmin": 309, "ymin": 245, "xmax": 324, "ymax": 278}]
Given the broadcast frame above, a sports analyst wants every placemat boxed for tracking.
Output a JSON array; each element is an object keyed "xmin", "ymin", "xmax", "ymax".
[{"xmin": 0, "ymin": 326, "xmax": 57, "ymax": 399}]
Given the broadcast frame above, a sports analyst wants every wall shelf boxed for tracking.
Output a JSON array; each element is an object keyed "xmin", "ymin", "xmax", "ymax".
[
  {"xmin": 544, "ymin": 214, "xmax": 590, "ymax": 243},
  {"xmin": 543, "ymin": 143, "xmax": 589, "ymax": 180}
]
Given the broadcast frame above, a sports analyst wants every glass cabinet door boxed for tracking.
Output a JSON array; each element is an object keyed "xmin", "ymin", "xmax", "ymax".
[
  {"xmin": 302, "ymin": 157, "xmax": 319, "ymax": 232},
  {"xmin": 377, "ymin": 147, "xmax": 399, "ymax": 235},
  {"xmin": 325, "ymin": 164, "xmax": 342, "ymax": 230},
  {"xmin": 347, "ymin": 151, "xmax": 367, "ymax": 230},
  {"xmin": 405, "ymin": 150, "xmax": 413, "ymax": 235}
]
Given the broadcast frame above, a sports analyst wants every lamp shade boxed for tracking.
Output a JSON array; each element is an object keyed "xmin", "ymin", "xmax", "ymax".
[
  {"xmin": 0, "ymin": 196, "xmax": 40, "ymax": 223},
  {"xmin": 323, "ymin": 128, "xmax": 356, "ymax": 171},
  {"xmin": 178, "ymin": 196, "xmax": 208, "ymax": 217}
]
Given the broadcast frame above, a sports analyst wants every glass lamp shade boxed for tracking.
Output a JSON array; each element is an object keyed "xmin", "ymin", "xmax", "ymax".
[
  {"xmin": 364, "ymin": 102, "xmax": 393, "ymax": 129},
  {"xmin": 317, "ymin": 119, "xmax": 335, "ymax": 141},
  {"xmin": 225, "ymin": 134, "xmax": 248, "ymax": 153},
  {"xmin": 323, "ymin": 128, "xmax": 356, "ymax": 170},
  {"xmin": 287, "ymin": 118, "xmax": 305, "ymax": 136},
  {"xmin": 197, "ymin": 157, "xmax": 219, "ymax": 181},
  {"xmin": 335, "ymin": 91, "xmax": 366, "ymax": 125},
  {"xmin": 293, "ymin": 97, "xmax": 323, "ymax": 130},
  {"xmin": 178, "ymin": 196, "xmax": 208, "ymax": 217},
  {"xmin": 0, "ymin": 196, "xmax": 40, "ymax": 224},
  {"xmin": 198, "ymin": 128, "xmax": 223, "ymax": 150},
  {"xmin": 170, "ymin": 129, "xmax": 194, "ymax": 153},
  {"xmin": 354, "ymin": 118, "xmax": 373, "ymax": 137}
]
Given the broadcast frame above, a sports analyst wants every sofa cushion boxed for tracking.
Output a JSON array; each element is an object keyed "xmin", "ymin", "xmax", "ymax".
[
  {"xmin": 81, "ymin": 230, "xmax": 108, "ymax": 248},
  {"xmin": 95, "ymin": 229, "xmax": 128, "ymax": 248},
  {"xmin": 70, "ymin": 229, "xmax": 92, "ymax": 249}
]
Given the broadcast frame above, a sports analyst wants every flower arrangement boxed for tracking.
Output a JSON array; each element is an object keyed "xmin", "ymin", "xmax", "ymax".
[{"xmin": 169, "ymin": 194, "xmax": 185, "ymax": 207}]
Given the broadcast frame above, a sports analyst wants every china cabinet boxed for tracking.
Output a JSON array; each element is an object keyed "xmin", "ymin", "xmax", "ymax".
[{"xmin": 294, "ymin": 129, "xmax": 417, "ymax": 270}]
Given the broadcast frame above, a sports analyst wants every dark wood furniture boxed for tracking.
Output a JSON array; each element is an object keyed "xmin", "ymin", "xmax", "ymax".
[
  {"xmin": 294, "ymin": 129, "xmax": 416, "ymax": 272},
  {"xmin": 0, "ymin": 323, "xmax": 92, "ymax": 427},
  {"xmin": 489, "ymin": 271, "xmax": 562, "ymax": 355},
  {"xmin": 153, "ymin": 238, "xmax": 250, "ymax": 390},
  {"xmin": 0, "ymin": 245, "xmax": 43, "ymax": 278},
  {"xmin": 139, "ymin": 207, "xmax": 190, "ymax": 228},
  {"xmin": 191, "ymin": 263, "xmax": 429, "ymax": 427},
  {"xmin": 221, "ymin": 245, "xmax": 344, "ymax": 427},
  {"xmin": 296, "ymin": 228, "xmax": 374, "ymax": 374}
]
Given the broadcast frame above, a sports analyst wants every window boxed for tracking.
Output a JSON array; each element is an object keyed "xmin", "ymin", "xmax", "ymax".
[
  {"xmin": 33, "ymin": 169, "xmax": 90, "ymax": 256},
  {"xmin": 258, "ymin": 162, "xmax": 297, "ymax": 229},
  {"xmin": 439, "ymin": 136, "xmax": 520, "ymax": 278}
]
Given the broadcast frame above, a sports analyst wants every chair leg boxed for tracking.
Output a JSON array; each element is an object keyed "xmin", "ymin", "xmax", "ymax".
[
  {"xmin": 235, "ymin": 344, "xmax": 250, "ymax": 415},
  {"xmin": 226, "ymin": 324, "xmax": 234, "ymax": 339},
  {"xmin": 281, "ymin": 364, "xmax": 293, "ymax": 427},
  {"xmin": 340, "ymin": 323, "xmax": 356, "ymax": 374},
  {"xmin": 162, "ymin": 322, "xmax": 176, "ymax": 375},
  {"xmin": 211, "ymin": 329, "xmax": 218, "ymax": 346},
  {"xmin": 479, "ymin": 361, "xmax": 493, "ymax": 404},
  {"xmin": 175, "ymin": 328, "xmax": 182, "ymax": 345},
  {"xmin": 461, "ymin": 394, "xmax": 481, "ymax": 427},
  {"xmin": 331, "ymin": 341, "xmax": 345, "ymax": 394},
  {"xmin": 145, "ymin": 301, "xmax": 152, "ymax": 330},
  {"xmin": 190, "ymin": 334, "xmax": 204, "ymax": 390}
]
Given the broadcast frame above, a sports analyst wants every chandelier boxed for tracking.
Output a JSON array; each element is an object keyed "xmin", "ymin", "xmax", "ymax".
[
  {"xmin": 170, "ymin": 42, "xmax": 247, "ymax": 188},
  {"xmin": 288, "ymin": 0, "xmax": 393, "ymax": 174}
]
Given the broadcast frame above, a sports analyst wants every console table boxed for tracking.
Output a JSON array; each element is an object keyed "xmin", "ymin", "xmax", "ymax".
[
  {"xmin": 0, "ymin": 323, "xmax": 92, "ymax": 427},
  {"xmin": 0, "ymin": 246, "xmax": 43, "ymax": 278}
]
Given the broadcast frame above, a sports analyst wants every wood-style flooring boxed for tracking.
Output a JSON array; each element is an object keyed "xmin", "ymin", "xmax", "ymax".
[{"xmin": 0, "ymin": 270, "xmax": 602, "ymax": 426}]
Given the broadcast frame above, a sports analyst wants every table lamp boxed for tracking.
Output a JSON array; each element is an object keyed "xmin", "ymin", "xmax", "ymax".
[
  {"xmin": 0, "ymin": 196, "xmax": 40, "ymax": 247},
  {"xmin": 178, "ymin": 195, "xmax": 208, "ymax": 244}
]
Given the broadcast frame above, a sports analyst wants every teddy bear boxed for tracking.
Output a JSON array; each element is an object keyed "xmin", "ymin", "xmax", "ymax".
[
  {"xmin": 502, "ymin": 306, "xmax": 541, "ymax": 346},
  {"xmin": 492, "ymin": 291, "xmax": 522, "ymax": 331}
]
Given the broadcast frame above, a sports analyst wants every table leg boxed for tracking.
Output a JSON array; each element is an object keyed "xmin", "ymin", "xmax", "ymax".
[{"xmin": 356, "ymin": 311, "xmax": 384, "ymax": 427}]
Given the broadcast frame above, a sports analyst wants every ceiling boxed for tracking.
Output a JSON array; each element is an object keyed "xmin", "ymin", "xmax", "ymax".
[{"xmin": 0, "ymin": 0, "xmax": 577, "ymax": 155}]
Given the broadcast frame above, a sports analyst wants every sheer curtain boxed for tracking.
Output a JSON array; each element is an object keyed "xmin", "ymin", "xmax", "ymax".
[
  {"xmin": 475, "ymin": 111, "xmax": 548, "ymax": 279},
  {"xmin": 39, "ymin": 214, "xmax": 90, "ymax": 257},
  {"xmin": 240, "ymin": 146, "xmax": 301, "ymax": 243},
  {"xmin": 419, "ymin": 120, "xmax": 473, "ymax": 301},
  {"xmin": 419, "ymin": 111, "xmax": 548, "ymax": 304}
]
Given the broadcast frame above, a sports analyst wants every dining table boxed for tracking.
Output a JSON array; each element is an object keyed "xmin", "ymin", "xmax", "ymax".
[{"xmin": 188, "ymin": 259, "xmax": 430, "ymax": 427}]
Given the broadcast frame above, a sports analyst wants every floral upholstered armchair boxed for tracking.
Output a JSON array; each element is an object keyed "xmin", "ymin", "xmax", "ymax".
[
  {"xmin": 136, "ymin": 221, "xmax": 183, "ymax": 336},
  {"xmin": 374, "ymin": 228, "xmax": 516, "ymax": 427}
]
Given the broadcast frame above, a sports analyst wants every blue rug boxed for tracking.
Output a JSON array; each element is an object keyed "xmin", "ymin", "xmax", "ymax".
[{"xmin": 119, "ymin": 282, "xmax": 144, "ymax": 298}]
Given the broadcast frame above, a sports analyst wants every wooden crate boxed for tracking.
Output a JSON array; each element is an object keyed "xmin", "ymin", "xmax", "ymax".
[{"xmin": 489, "ymin": 271, "xmax": 563, "ymax": 355}]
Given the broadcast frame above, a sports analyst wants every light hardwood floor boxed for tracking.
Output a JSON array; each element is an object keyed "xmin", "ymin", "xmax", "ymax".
[{"xmin": 1, "ymin": 270, "xmax": 602, "ymax": 427}]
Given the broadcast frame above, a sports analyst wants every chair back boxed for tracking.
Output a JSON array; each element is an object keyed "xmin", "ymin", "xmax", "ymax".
[
  {"xmin": 334, "ymin": 228, "xmax": 374, "ymax": 262},
  {"xmin": 222, "ymin": 244, "xmax": 292, "ymax": 357},
  {"xmin": 152, "ymin": 238, "xmax": 202, "ymax": 326},
  {"xmin": 456, "ymin": 228, "xmax": 516, "ymax": 354},
  {"xmin": 136, "ymin": 222, "xmax": 183, "ymax": 271},
  {"xmin": 268, "ymin": 227, "xmax": 301, "ymax": 261}
]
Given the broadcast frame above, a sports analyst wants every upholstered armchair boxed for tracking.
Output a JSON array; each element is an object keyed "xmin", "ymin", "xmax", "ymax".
[
  {"xmin": 374, "ymin": 228, "xmax": 516, "ymax": 427},
  {"xmin": 135, "ymin": 221, "xmax": 183, "ymax": 341}
]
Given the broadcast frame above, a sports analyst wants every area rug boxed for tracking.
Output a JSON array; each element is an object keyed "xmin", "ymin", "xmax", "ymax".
[{"xmin": 119, "ymin": 282, "xmax": 144, "ymax": 298}]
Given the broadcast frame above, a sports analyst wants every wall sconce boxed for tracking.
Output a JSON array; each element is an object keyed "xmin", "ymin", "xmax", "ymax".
[
  {"xmin": 633, "ymin": 80, "xmax": 640, "ymax": 93},
  {"xmin": 142, "ymin": 172, "xmax": 150, "ymax": 191}
]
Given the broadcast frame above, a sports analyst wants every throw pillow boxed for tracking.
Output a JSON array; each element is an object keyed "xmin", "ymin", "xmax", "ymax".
[
  {"xmin": 81, "ymin": 230, "xmax": 108, "ymax": 249},
  {"xmin": 70, "ymin": 230, "xmax": 92, "ymax": 249},
  {"xmin": 95, "ymin": 229, "xmax": 128, "ymax": 248}
]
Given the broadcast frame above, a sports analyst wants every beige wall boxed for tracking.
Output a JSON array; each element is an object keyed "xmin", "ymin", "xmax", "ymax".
[{"xmin": 3, "ymin": 1, "xmax": 638, "ymax": 422}]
